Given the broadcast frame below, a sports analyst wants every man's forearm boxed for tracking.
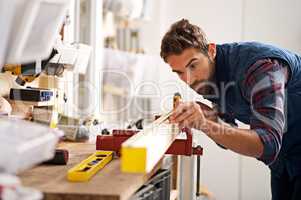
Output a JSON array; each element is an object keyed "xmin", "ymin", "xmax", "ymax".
[{"xmin": 200, "ymin": 119, "xmax": 264, "ymax": 158}]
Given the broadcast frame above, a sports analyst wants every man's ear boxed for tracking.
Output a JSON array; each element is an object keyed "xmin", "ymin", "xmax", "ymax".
[{"xmin": 208, "ymin": 43, "xmax": 216, "ymax": 60}]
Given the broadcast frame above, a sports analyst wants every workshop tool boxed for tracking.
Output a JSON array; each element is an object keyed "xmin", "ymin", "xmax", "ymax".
[
  {"xmin": 106, "ymin": 93, "xmax": 193, "ymax": 157},
  {"xmin": 173, "ymin": 92, "xmax": 182, "ymax": 108},
  {"xmin": 57, "ymin": 115, "xmax": 101, "ymax": 142},
  {"xmin": 4, "ymin": 49, "xmax": 64, "ymax": 129},
  {"xmin": 126, "ymin": 118, "xmax": 144, "ymax": 130},
  {"xmin": 67, "ymin": 151, "xmax": 113, "ymax": 182},
  {"xmin": 97, "ymin": 93, "xmax": 202, "ymax": 173},
  {"xmin": 9, "ymin": 88, "xmax": 54, "ymax": 102},
  {"xmin": 43, "ymin": 149, "xmax": 69, "ymax": 165},
  {"xmin": 3, "ymin": 49, "xmax": 59, "ymax": 85},
  {"xmin": 96, "ymin": 128, "xmax": 203, "ymax": 156},
  {"xmin": 196, "ymin": 153, "xmax": 201, "ymax": 197}
]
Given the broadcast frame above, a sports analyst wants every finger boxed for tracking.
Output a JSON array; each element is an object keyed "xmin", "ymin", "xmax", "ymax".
[
  {"xmin": 172, "ymin": 102, "xmax": 200, "ymax": 122},
  {"xmin": 198, "ymin": 103, "xmax": 211, "ymax": 111},
  {"xmin": 179, "ymin": 112, "xmax": 198, "ymax": 128},
  {"xmin": 203, "ymin": 109, "xmax": 217, "ymax": 118},
  {"xmin": 173, "ymin": 107, "xmax": 196, "ymax": 123},
  {"xmin": 170, "ymin": 103, "xmax": 186, "ymax": 120},
  {"xmin": 174, "ymin": 102, "xmax": 196, "ymax": 117}
]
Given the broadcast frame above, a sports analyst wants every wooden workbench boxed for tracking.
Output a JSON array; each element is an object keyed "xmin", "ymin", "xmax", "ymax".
[{"xmin": 19, "ymin": 142, "xmax": 159, "ymax": 200}]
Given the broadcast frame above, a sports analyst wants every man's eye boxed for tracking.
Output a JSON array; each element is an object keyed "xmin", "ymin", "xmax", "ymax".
[{"xmin": 189, "ymin": 64, "xmax": 196, "ymax": 70}]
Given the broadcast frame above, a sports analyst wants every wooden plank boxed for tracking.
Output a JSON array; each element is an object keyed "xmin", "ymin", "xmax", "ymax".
[
  {"xmin": 19, "ymin": 142, "xmax": 158, "ymax": 200},
  {"xmin": 121, "ymin": 112, "xmax": 179, "ymax": 173}
]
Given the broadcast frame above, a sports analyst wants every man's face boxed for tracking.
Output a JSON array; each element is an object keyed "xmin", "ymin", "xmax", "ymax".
[{"xmin": 166, "ymin": 46, "xmax": 216, "ymax": 95}]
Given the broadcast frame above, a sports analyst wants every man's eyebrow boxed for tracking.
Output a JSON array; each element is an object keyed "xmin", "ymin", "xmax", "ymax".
[{"xmin": 185, "ymin": 58, "xmax": 198, "ymax": 68}]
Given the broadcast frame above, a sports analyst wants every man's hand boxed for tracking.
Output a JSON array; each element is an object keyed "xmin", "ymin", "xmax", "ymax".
[
  {"xmin": 169, "ymin": 102, "xmax": 206, "ymax": 130},
  {"xmin": 169, "ymin": 101, "xmax": 264, "ymax": 158},
  {"xmin": 198, "ymin": 102, "xmax": 218, "ymax": 122}
]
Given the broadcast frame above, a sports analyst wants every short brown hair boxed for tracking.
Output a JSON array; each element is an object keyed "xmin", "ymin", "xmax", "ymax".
[{"xmin": 160, "ymin": 19, "xmax": 209, "ymax": 62}]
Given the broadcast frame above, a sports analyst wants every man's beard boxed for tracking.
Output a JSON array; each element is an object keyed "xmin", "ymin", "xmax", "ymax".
[
  {"xmin": 190, "ymin": 59, "xmax": 216, "ymax": 95},
  {"xmin": 190, "ymin": 80, "xmax": 213, "ymax": 95}
]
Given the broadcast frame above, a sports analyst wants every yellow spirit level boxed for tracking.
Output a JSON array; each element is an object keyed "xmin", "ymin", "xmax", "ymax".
[{"xmin": 67, "ymin": 151, "xmax": 113, "ymax": 182}]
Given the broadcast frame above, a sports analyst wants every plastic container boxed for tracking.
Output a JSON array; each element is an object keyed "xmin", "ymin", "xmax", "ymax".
[
  {"xmin": 0, "ymin": 117, "xmax": 62, "ymax": 174},
  {"xmin": 0, "ymin": 173, "xmax": 43, "ymax": 200}
]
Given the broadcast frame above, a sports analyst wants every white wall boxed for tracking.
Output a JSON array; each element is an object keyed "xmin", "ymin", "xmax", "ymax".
[
  {"xmin": 139, "ymin": 0, "xmax": 301, "ymax": 200},
  {"xmin": 141, "ymin": 0, "xmax": 301, "ymax": 54},
  {"xmin": 140, "ymin": 0, "xmax": 244, "ymax": 55},
  {"xmin": 243, "ymin": 0, "xmax": 301, "ymax": 53}
]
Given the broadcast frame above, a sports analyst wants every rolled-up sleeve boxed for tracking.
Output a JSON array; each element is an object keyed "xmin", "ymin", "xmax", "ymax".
[{"xmin": 242, "ymin": 58, "xmax": 287, "ymax": 165}]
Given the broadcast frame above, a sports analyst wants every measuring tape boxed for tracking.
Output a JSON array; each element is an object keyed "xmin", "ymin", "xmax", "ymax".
[{"xmin": 67, "ymin": 151, "xmax": 113, "ymax": 182}]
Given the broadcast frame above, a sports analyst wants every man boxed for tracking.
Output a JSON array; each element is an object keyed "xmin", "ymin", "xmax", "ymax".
[{"xmin": 161, "ymin": 19, "xmax": 301, "ymax": 200}]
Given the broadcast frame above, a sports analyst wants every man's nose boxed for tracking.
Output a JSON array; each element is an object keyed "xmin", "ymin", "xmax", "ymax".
[
  {"xmin": 180, "ymin": 73, "xmax": 192, "ymax": 84},
  {"xmin": 179, "ymin": 74, "xmax": 187, "ymax": 82}
]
